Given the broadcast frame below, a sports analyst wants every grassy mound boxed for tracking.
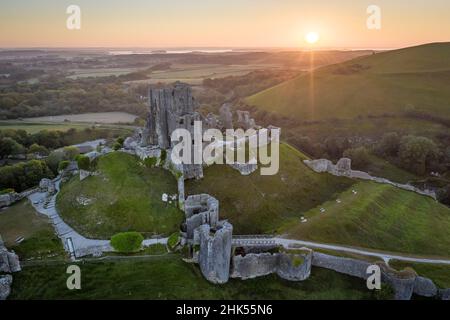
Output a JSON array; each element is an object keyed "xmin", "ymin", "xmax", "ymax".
[
  {"xmin": 280, "ymin": 181, "xmax": 450, "ymax": 257},
  {"xmin": 186, "ymin": 143, "xmax": 354, "ymax": 234},
  {"xmin": 57, "ymin": 152, "xmax": 183, "ymax": 239},
  {"xmin": 246, "ymin": 43, "xmax": 450, "ymax": 122},
  {"xmin": 9, "ymin": 254, "xmax": 386, "ymax": 300}
]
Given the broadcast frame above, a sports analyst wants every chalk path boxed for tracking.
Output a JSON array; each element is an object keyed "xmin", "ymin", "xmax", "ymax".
[{"xmin": 28, "ymin": 178, "xmax": 167, "ymax": 260}]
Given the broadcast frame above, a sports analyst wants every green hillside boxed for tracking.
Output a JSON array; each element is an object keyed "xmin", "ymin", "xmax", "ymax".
[
  {"xmin": 186, "ymin": 144, "xmax": 354, "ymax": 234},
  {"xmin": 280, "ymin": 181, "xmax": 450, "ymax": 257},
  {"xmin": 10, "ymin": 255, "xmax": 382, "ymax": 300},
  {"xmin": 246, "ymin": 43, "xmax": 450, "ymax": 121},
  {"xmin": 57, "ymin": 152, "xmax": 183, "ymax": 239}
]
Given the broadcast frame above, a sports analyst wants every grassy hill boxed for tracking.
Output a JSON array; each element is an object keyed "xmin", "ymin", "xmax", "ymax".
[
  {"xmin": 186, "ymin": 143, "xmax": 354, "ymax": 234},
  {"xmin": 246, "ymin": 43, "xmax": 450, "ymax": 122},
  {"xmin": 57, "ymin": 152, "xmax": 183, "ymax": 239},
  {"xmin": 279, "ymin": 181, "xmax": 450, "ymax": 257},
  {"xmin": 10, "ymin": 254, "xmax": 383, "ymax": 300}
]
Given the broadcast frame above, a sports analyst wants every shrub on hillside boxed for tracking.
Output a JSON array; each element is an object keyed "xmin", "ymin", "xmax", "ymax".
[
  {"xmin": 398, "ymin": 135, "xmax": 438, "ymax": 175},
  {"xmin": 376, "ymin": 132, "xmax": 400, "ymax": 157},
  {"xmin": 58, "ymin": 160, "xmax": 70, "ymax": 172},
  {"xmin": 76, "ymin": 155, "xmax": 90, "ymax": 171},
  {"xmin": 28, "ymin": 143, "xmax": 49, "ymax": 156},
  {"xmin": 143, "ymin": 157, "xmax": 158, "ymax": 168},
  {"xmin": 110, "ymin": 232, "xmax": 144, "ymax": 253}
]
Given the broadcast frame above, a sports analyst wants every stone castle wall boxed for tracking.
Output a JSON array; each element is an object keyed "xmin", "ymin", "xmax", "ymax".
[
  {"xmin": 231, "ymin": 250, "xmax": 312, "ymax": 282},
  {"xmin": 304, "ymin": 158, "xmax": 436, "ymax": 199},
  {"xmin": 311, "ymin": 252, "xmax": 440, "ymax": 300}
]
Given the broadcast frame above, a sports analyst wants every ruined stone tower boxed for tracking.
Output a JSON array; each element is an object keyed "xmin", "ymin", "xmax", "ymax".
[
  {"xmin": 197, "ymin": 222, "xmax": 233, "ymax": 284},
  {"xmin": 146, "ymin": 82, "xmax": 199, "ymax": 149}
]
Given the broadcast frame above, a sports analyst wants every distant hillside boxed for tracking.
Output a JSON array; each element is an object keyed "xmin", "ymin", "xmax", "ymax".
[{"xmin": 246, "ymin": 43, "xmax": 450, "ymax": 122}]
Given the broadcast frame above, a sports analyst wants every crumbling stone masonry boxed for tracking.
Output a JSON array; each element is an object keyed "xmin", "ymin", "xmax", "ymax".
[
  {"xmin": 304, "ymin": 158, "xmax": 436, "ymax": 199},
  {"xmin": 196, "ymin": 222, "xmax": 233, "ymax": 284},
  {"xmin": 146, "ymin": 82, "xmax": 198, "ymax": 149},
  {"xmin": 0, "ymin": 236, "xmax": 21, "ymax": 274},
  {"xmin": 0, "ymin": 274, "xmax": 12, "ymax": 300},
  {"xmin": 231, "ymin": 249, "xmax": 312, "ymax": 281},
  {"xmin": 183, "ymin": 194, "xmax": 219, "ymax": 241}
]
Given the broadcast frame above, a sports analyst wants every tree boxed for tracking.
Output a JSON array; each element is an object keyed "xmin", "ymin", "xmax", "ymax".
[
  {"xmin": 28, "ymin": 143, "xmax": 49, "ymax": 156},
  {"xmin": 343, "ymin": 146, "xmax": 371, "ymax": 170},
  {"xmin": 63, "ymin": 146, "xmax": 80, "ymax": 160},
  {"xmin": 58, "ymin": 160, "xmax": 70, "ymax": 172},
  {"xmin": 76, "ymin": 155, "xmax": 90, "ymax": 171},
  {"xmin": 376, "ymin": 132, "xmax": 400, "ymax": 157},
  {"xmin": 0, "ymin": 137, "xmax": 25, "ymax": 158},
  {"xmin": 398, "ymin": 135, "xmax": 438, "ymax": 175}
]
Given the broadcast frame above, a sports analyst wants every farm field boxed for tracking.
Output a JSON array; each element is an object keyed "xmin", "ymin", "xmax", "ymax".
[
  {"xmin": 127, "ymin": 63, "xmax": 282, "ymax": 85},
  {"xmin": 279, "ymin": 181, "xmax": 450, "ymax": 258},
  {"xmin": 0, "ymin": 121, "xmax": 136, "ymax": 134},
  {"xmin": 21, "ymin": 112, "xmax": 138, "ymax": 124},
  {"xmin": 67, "ymin": 68, "xmax": 140, "ymax": 79},
  {"xmin": 56, "ymin": 152, "xmax": 184, "ymax": 239}
]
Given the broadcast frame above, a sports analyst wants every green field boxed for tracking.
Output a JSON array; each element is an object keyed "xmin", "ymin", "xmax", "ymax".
[
  {"xmin": 0, "ymin": 121, "xmax": 135, "ymax": 134},
  {"xmin": 0, "ymin": 200, "xmax": 65, "ymax": 261},
  {"xmin": 127, "ymin": 63, "xmax": 281, "ymax": 85},
  {"xmin": 56, "ymin": 152, "xmax": 183, "ymax": 239},
  {"xmin": 280, "ymin": 181, "xmax": 450, "ymax": 257},
  {"xmin": 246, "ymin": 43, "xmax": 450, "ymax": 122},
  {"xmin": 9, "ymin": 254, "xmax": 385, "ymax": 300},
  {"xmin": 21, "ymin": 112, "xmax": 138, "ymax": 124},
  {"xmin": 186, "ymin": 144, "xmax": 354, "ymax": 234},
  {"xmin": 67, "ymin": 68, "xmax": 140, "ymax": 79}
]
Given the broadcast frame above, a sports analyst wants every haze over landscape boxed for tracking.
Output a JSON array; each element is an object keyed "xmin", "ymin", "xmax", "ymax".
[
  {"xmin": 1, "ymin": 0, "xmax": 449, "ymax": 49},
  {"xmin": 0, "ymin": 0, "xmax": 449, "ymax": 304}
]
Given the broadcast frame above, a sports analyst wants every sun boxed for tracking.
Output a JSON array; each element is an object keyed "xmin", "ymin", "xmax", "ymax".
[{"xmin": 305, "ymin": 32, "xmax": 319, "ymax": 44}]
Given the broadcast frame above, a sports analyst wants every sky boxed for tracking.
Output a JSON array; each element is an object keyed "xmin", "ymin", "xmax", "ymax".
[{"xmin": 0, "ymin": 0, "xmax": 449, "ymax": 49}]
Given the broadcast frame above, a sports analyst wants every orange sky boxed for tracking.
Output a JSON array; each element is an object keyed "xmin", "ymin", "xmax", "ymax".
[{"xmin": 1, "ymin": 0, "xmax": 449, "ymax": 49}]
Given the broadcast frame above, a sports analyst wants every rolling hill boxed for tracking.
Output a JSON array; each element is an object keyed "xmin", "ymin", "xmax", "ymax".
[{"xmin": 246, "ymin": 43, "xmax": 450, "ymax": 122}]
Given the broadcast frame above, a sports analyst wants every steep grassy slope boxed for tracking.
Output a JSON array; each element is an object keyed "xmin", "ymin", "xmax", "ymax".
[
  {"xmin": 10, "ymin": 254, "xmax": 384, "ymax": 300},
  {"xmin": 246, "ymin": 43, "xmax": 450, "ymax": 121},
  {"xmin": 0, "ymin": 200, "xmax": 65, "ymax": 260},
  {"xmin": 280, "ymin": 181, "xmax": 450, "ymax": 257},
  {"xmin": 389, "ymin": 260, "xmax": 450, "ymax": 289},
  {"xmin": 57, "ymin": 152, "xmax": 183, "ymax": 239},
  {"xmin": 186, "ymin": 144, "xmax": 354, "ymax": 234}
]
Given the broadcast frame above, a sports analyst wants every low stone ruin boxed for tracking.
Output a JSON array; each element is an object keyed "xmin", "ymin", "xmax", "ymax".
[
  {"xmin": 236, "ymin": 110, "xmax": 256, "ymax": 130},
  {"xmin": 39, "ymin": 178, "xmax": 56, "ymax": 194},
  {"xmin": 0, "ymin": 237, "xmax": 21, "ymax": 274},
  {"xmin": 231, "ymin": 248, "xmax": 312, "ymax": 282},
  {"xmin": 0, "ymin": 193, "xmax": 18, "ymax": 208},
  {"xmin": 304, "ymin": 157, "xmax": 437, "ymax": 199},
  {"xmin": 0, "ymin": 236, "xmax": 21, "ymax": 301},
  {"xmin": 0, "ymin": 275, "xmax": 12, "ymax": 300}
]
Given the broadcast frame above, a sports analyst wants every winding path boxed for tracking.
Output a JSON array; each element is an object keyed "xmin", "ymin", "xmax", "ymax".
[
  {"xmin": 28, "ymin": 178, "xmax": 167, "ymax": 260},
  {"xmin": 274, "ymin": 238, "xmax": 450, "ymax": 265}
]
